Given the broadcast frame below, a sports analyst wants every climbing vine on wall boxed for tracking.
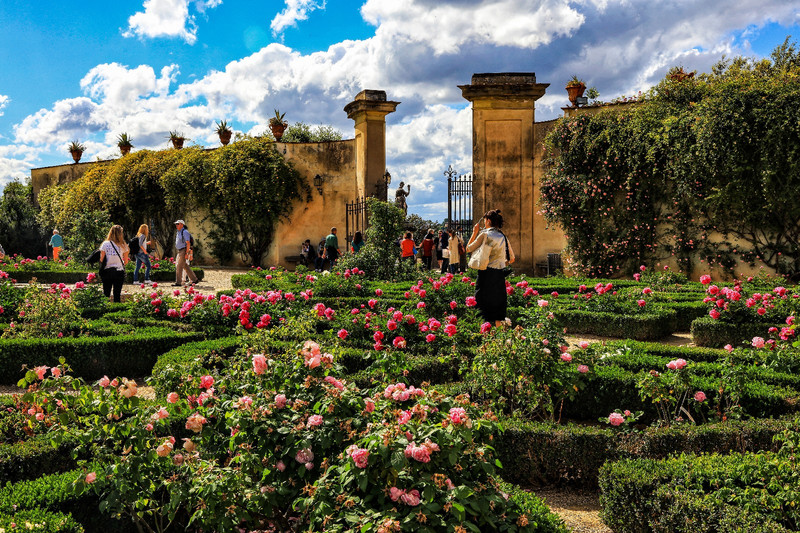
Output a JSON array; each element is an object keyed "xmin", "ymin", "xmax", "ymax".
[
  {"xmin": 540, "ymin": 38, "xmax": 800, "ymax": 279},
  {"xmin": 38, "ymin": 137, "xmax": 309, "ymax": 266}
]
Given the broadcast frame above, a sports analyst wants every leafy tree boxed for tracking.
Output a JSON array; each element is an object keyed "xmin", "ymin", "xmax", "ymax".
[
  {"xmin": 336, "ymin": 198, "xmax": 418, "ymax": 279},
  {"xmin": 404, "ymin": 213, "xmax": 440, "ymax": 241},
  {"xmin": 0, "ymin": 181, "xmax": 45, "ymax": 258},
  {"xmin": 202, "ymin": 137, "xmax": 309, "ymax": 265},
  {"xmin": 541, "ymin": 37, "xmax": 800, "ymax": 279},
  {"xmin": 280, "ymin": 122, "xmax": 343, "ymax": 143}
]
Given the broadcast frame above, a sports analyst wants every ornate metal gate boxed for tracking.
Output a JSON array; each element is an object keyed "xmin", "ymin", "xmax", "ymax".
[
  {"xmin": 345, "ymin": 197, "xmax": 368, "ymax": 251},
  {"xmin": 446, "ymin": 165, "xmax": 473, "ymax": 235}
]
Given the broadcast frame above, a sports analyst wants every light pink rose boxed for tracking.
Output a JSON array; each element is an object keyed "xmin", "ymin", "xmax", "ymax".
[
  {"xmin": 274, "ymin": 393, "xmax": 287, "ymax": 409},
  {"xmin": 295, "ymin": 448, "xmax": 314, "ymax": 464},
  {"xmin": 51, "ymin": 367, "xmax": 61, "ymax": 378},
  {"xmin": 34, "ymin": 366, "xmax": 48, "ymax": 380},
  {"xmin": 252, "ymin": 354, "xmax": 268, "ymax": 375},
  {"xmin": 307, "ymin": 414, "xmax": 323, "ymax": 427},
  {"xmin": 578, "ymin": 365, "xmax": 589, "ymax": 374},
  {"xmin": 449, "ymin": 407, "xmax": 468, "ymax": 425},
  {"xmin": 185, "ymin": 412, "xmax": 207, "ymax": 433},
  {"xmin": 167, "ymin": 392, "xmax": 179, "ymax": 404},
  {"xmin": 365, "ymin": 398, "xmax": 375, "ymax": 413},
  {"xmin": 579, "ymin": 341, "xmax": 590, "ymax": 349},
  {"xmin": 400, "ymin": 489, "xmax": 421, "ymax": 506},
  {"xmin": 85, "ymin": 472, "xmax": 96, "ymax": 484},
  {"xmin": 694, "ymin": 391, "xmax": 707, "ymax": 402},
  {"xmin": 560, "ymin": 353, "xmax": 573, "ymax": 362},
  {"xmin": 276, "ymin": 460, "xmax": 286, "ymax": 472},
  {"xmin": 608, "ymin": 413, "xmax": 625, "ymax": 426},
  {"xmin": 751, "ymin": 337, "xmax": 765, "ymax": 349}
]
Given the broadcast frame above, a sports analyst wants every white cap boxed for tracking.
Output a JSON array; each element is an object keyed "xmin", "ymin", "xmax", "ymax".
[{"xmin": 175, "ymin": 219, "xmax": 185, "ymax": 225}]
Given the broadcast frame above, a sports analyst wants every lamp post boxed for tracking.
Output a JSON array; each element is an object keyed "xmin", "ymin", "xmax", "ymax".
[
  {"xmin": 314, "ymin": 174, "xmax": 324, "ymax": 195},
  {"xmin": 377, "ymin": 169, "xmax": 391, "ymax": 201}
]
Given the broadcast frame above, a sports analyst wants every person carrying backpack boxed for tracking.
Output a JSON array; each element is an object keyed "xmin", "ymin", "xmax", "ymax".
[{"xmin": 174, "ymin": 219, "xmax": 198, "ymax": 287}]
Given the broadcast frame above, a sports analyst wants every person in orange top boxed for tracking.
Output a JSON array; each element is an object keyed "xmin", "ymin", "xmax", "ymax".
[{"xmin": 400, "ymin": 232, "xmax": 416, "ymax": 262}]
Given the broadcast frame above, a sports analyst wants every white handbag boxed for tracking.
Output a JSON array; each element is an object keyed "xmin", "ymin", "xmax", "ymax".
[{"xmin": 467, "ymin": 240, "xmax": 490, "ymax": 270}]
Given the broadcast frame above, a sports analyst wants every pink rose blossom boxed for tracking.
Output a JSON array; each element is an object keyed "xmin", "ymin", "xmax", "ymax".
[
  {"xmin": 337, "ymin": 329, "xmax": 349, "ymax": 340},
  {"xmin": 185, "ymin": 412, "xmax": 207, "ymax": 433},
  {"xmin": 167, "ymin": 392, "xmax": 179, "ymax": 404},
  {"xmin": 365, "ymin": 398, "xmax": 375, "ymax": 412},
  {"xmin": 666, "ymin": 358, "xmax": 687, "ymax": 370},
  {"xmin": 560, "ymin": 353, "xmax": 573, "ymax": 362},
  {"xmin": 307, "ymin": 414, "xmax": 323, "ymax": 427},
  {"xmin": 480, "ymin": 322, "xmax": 492, "ymax": 334},
  {"xmin": 199, "ymin": 375, "xmax": 214, "ymax": 389},
  {"xmin": 275, "ymin": 394, "xmax": 287, "ymax": 409},
  {"xmin": 465, "ymin": 296, "xmax": 477, "ymax": 307},
  {"xmin": 751, "ymin": 337, "xmax": 765, "ymax": 349},
  {"xmin": 694, "ymin": 391, "xmax": 707, "ymax": 402},
  {"xmin": 608, "ymin": 413, "xmax": 625, "ymax": 426},
  {"xmin": 34, "ymin": 366, "xmax": 48, "ymax": 380},
  {"xmin": 295, "ymin": 448, "xmax": 314, "ymax": 464},
  {"xmin": 276, "ymin": 460, "xmax": 286, "ymax": 472},
  {"xmin": 425, "ymin": 333, "xmax": 436, "ymax": 343},
  {"xmin": 252, "ymin": 354, "xmax": 268, "ymax": 375},
  {"xmin": 156, "ymin": 441, "xmax": 173, "ymax": 457},
  {"xmin": 449, "ymin": 407, "xmax": 468, "ymax": 425},
  {"xmin": 578, "ymin": 365, "xmax": 589, "ymax": 374},
  {"xmin": 85, "ymin": 472, "xmax": 97, "ymax": 483}
]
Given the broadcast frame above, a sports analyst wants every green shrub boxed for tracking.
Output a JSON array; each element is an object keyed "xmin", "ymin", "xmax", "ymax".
[
  {"xmin": 149, "ymin": 336, "xmax": 240, "ymax": 397},
  {"xmin": 553, "ymin": 308, "xmax": 677, "ymax": 340},
  {"xmin": 0, "ymin": 329, "xmax": 204, "ymax": 384},
  {"xmin": 691, "ymin": 316, "xmax": 779, "ymax": 347},
  {"xmin": 495, "ymin": 417, "xmax": 788, "ymax": 488},
  {"xmin": 0, "ymin": 434, "xmax": 84, "ymax": 485},
  {"xmin": 0, "ymin": 509, "xmax": 84, "ymax": 532}
]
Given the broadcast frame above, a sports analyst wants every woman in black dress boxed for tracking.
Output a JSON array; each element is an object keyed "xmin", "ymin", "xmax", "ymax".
[{"xmin": 466, "ymin": 210, "xmax": 515, "ymax": 327}]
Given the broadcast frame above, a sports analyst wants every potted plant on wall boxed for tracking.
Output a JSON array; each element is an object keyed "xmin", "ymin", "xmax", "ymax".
[
  {"xmin": 68, "ymin": 141, "xmax": 85, "ymax": 163},
  {"xmin": 269, "ymin": 110, "xmax": 287, "ymax": 141},
  {"xmin": 215, "ymin": 120, "xmax": 233, "ymax": 146},
  {"xmin": 566, "ymin": 76, "xmax": 587, "ymax": 107},
  {"xmin": 117, "ymin": 133, "xmax": 133, "ymax": 156},
  {"xmin": 168, "ymin": 131, "xmax": 186, "ymax": 149}
]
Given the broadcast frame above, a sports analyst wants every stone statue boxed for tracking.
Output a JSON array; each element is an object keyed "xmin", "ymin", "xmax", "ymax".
[{"xmin": 395, "ymin": 182, "xmax": 411, "ymax": 215}]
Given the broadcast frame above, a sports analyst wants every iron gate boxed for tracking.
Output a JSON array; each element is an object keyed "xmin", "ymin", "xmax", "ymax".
[
  {"xmin": 446, "ymin": 165, "xmax": 473, "ymax": 236},
  {"xmin": 345, "ymin": 197, "xmax": 368, "ymax": 251}
]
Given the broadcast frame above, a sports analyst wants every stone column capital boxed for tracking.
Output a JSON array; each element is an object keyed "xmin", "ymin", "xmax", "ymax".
[
  {"xmin": 344, "ymin": 90, "xmax": 400, "ymax": 121},
  {"xmin": 459, "ymin": 72, "xmax": 549, "ymax": 106}
]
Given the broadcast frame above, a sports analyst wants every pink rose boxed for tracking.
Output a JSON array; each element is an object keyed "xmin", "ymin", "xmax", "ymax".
[
  {"xmin": 185, "ymin": 412, "xmax": 207, "ymax": 433},
  {"xmin": 694, "ymin": 391, "xmax": 707, "ymax": 402},
  {"xmin": 400, "ymin": 489, "xmax": 421, "ymax": 507},
  {"xmin": 375, "ymin": 289, "xmax": 383, "ymax": 296},
  {"xmin": 637, "ymin": 299, "xmax": 646, "ymax": 307},
  {"xmin": 578, "ymin": 365, "xmax": 589, "ymax": 374},
  {"xmin": 709, "ymin": 309, "xmax": 721, "ymax": 320},
  {"xmin": 167, "ymin": 392, "xmax": 179, "ymax": 404},
  {"xmin": 449, "ymin": 407, "xmax": 468, "ymax": 425},
  {"xmin": 393, "ymin": 336, "xmax": 407, "ymax": 348},
  {"xmin": 337, "ymin": 329, "xmax": 349, "ymax": 340},
  {"xmin": 425, "ymin": 333, "xmax": 436, "ymax": 343},
  {"xmin": 34, "ymin": 366, "xmax": 48, "ymax": 380},
  {"xmin": 465, "ymin": 296, "xmax": 477, "ymax": 307},
  {"xmin": 751, "ymin": 337, "xmax": 765, "ymax": 349},
  {"xmin": 295, "ymin": 448, "xmax": 314, "ymax": 464},
  {"xmin": 85, "ymin": 472, "xmax": 97, "ymax": 484},
  {"xmin": 51, "ymin": 367, "xmax": 61, "ymax": 378},
  {"xmin": 365, "ymin": 398, "xmax": 375, "ymax": 412},
  {"xmin": 156, "ymin": 441, "xmax": 173, "ymax": 457},
  {"xmin": 275, "ymin": 394, "xmax": 287, "ymax": 409},
  {"xmin": 307, "ymin": 414, "xmax": 323, "ymax": 427},
  {"xmin": 700, "ymin": 275, "xmax": 711, "ymax": 285},
  {"xmin": 608, "ymin": 413, "xmax": 625, "ymax": 426},
  {"xmin": 560, "ymin": 353, "xmax": 572, "ymax": 362},
  {"xmin": 578, "ymin": 341, "xmax": 590, "ymax": 349},
  {"xmin": 444, "ymin": 324, "xmax": 457, "ymax": 337},
  {"xmin": 252, "ymin": 354, "xmax": 268, "ymax": 375},
  {"xmin": 276, "ymin": 460, "xmax": 286, "ymax": 472}
]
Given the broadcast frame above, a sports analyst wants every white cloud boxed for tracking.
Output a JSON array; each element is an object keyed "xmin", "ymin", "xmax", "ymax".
[
  {"xmin": 0, "ymin": 95, "xmax": 9, "ymax": 116},
  {"xmin": 0, "ymin": 145, "xmax": 38, "ymax": 187},
  {"xmin": 123, "ymin": 0, "xmax": 221, "ymax": 44},
  {"xmin": 270, "ymin": 0, "xmax": 326, "ymax": 34},
  {"xmin": 6, "ymin": 0, "xmax": 800, "ymax": 214}
]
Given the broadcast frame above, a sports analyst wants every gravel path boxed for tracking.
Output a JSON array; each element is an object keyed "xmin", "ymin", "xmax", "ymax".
[
  {"xmin": 566, "ymin": 331, "xmax": 694, "ymax": 348},
  {"xmin": 533, "ymin": 489, "xmax": 611, "ymax": 533}
]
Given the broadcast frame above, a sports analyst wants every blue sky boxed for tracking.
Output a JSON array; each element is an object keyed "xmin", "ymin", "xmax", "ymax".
[{"xmin": 0, "ymin": 0, "xmax": 798, "ymax": 220}]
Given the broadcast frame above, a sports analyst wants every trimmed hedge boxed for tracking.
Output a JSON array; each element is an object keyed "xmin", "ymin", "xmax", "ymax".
[
  {"xmin": 150, "ymin": 336, "xmax": 241, "ymax": 397},
  {"xmin": 561, "ymin": 365, "xmax": 798, "ymax": 421},
  {"xmin": 691, "ymin": 316, "xmax": 779, "ymax": 347},
  {"xmin": 0, "ymin": 329, "xmax": 204, "ymax": 384},
  {"xmin": 553, "ymin": 308, "xmax": 678, "ymax": 340},
  {"xmin": 9, "ymin": 269, "xmax": 204, "ymax": 285},
  {"xmin": 496, "ymin": 418, "xmax": 788, "ymax": 489},
  {"xmin": 0, "ymin": 467, "xmax": 126, "ymax": 532},
  {"xmin": 604, "ymin": 340, "xmax": 727, "ymax": 363},
  {"xmin": 598, "ymin": 453, "xmax": 795, "ymax": 532},
  {"xmin": 0, "ymin": 509, "xmax": 84, "ymax": 532},
  {"xmin": 0, "ymin": 434, "xmax": 84, "ymax": 485}
]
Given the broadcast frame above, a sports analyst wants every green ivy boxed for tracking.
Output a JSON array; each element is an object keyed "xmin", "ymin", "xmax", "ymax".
[{"xmin": 541, "ymin": 39, "xmax": 800, "ymax": 279}]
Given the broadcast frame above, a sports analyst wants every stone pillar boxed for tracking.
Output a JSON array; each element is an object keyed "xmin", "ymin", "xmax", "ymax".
[
  {"xmin": 459, "ymin": 73, "xmax": 548, "ymax": 273},
  {"xmin": 344, "ymin": 90, "xmax": 400, "ymax": 199}
]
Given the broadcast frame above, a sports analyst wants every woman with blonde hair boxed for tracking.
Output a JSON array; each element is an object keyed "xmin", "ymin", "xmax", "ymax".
[
  {"xmin": 99, "ymin": 225, "xmax": 129, "ymax": 302},
  {"xmin": 133, "ymin": 224, "xmax": 152, "ymax": 284}
]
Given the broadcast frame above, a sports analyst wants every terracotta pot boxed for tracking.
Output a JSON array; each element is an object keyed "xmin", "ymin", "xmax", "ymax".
[
  {"xmin": 270, "ymin": 123, "xmax": 286, "ymax": 142},
  {"xmin": 119, "ymin": 145, "xmax": 132, "ymax": 156},
  {"xmin": 566, "ymin": 83, "xmax": 586, "ymax": 107},
  {"xmin": 171, "ymin": 138, "xmax": 185, "ymax": 149},
  {"xmin": 70, "ymin": 150, "xmax": 82, "ymax": 163},
  {"xmin": 219, "ymin": 130, "xmax": 232, "ymax": 146}
]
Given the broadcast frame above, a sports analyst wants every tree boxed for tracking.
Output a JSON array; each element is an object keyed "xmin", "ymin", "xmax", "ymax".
[
  {"xmin": 202, "ymin": 138, "xmax": 309, "ymax": 265},
  {"xmin": 280, "ymin": 123, "xmax": 343, "ymax": 143},
  {"xmin": 0, "ymin": 181, "xmax": 45, "ymax": 258}
]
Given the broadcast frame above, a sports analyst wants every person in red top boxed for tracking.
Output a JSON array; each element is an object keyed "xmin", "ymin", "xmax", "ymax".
[
  {"xmin": 400, "ymin": 232, "xmax": 416, "ymax": 262},
  {"xmin": 421, "ymin": 229, "xmax": 435, "ymax": 270}
]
